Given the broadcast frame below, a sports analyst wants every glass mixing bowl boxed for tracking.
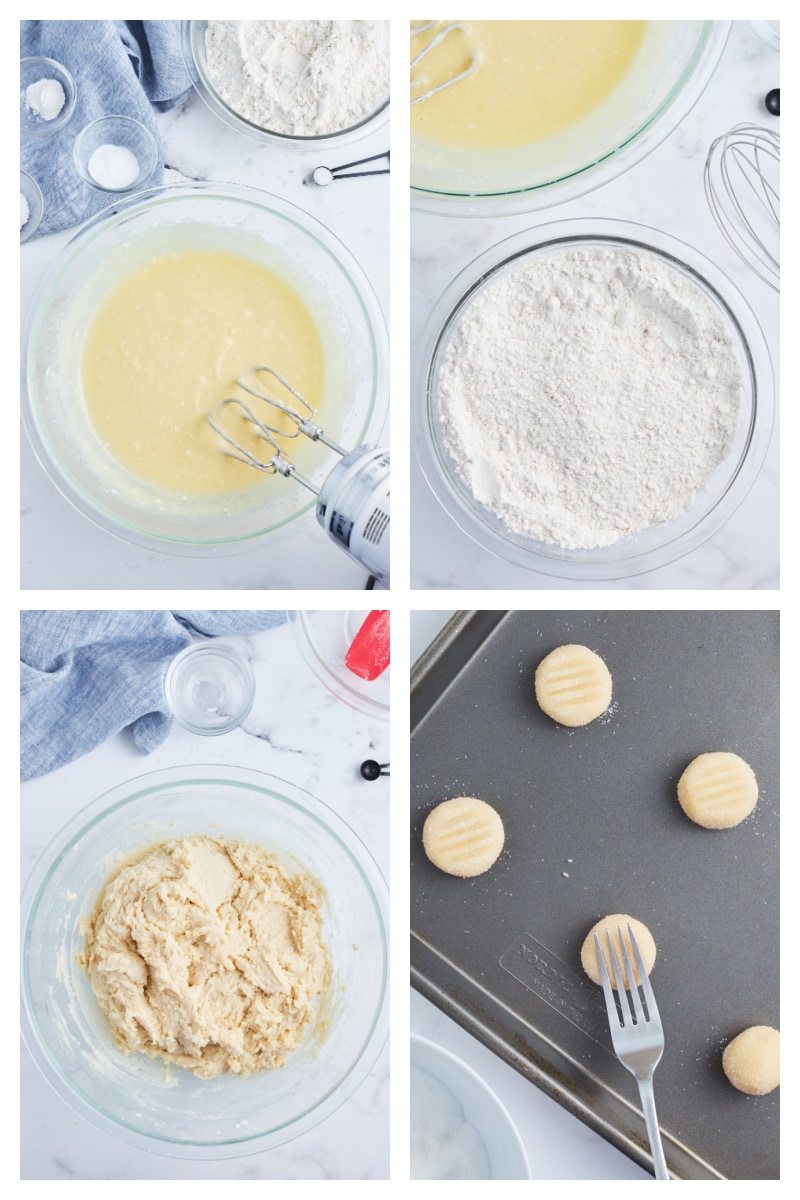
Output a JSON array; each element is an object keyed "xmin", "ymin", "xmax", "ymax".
[
  {"xmin": 183, "ymin": 21, "xmax": 389, "ymax": 149},
  {"xmin": 411, "ymin": 21, "xmax": 731, "ymax": 215},
  {"xmin": 288, "ymin": 609, "xmax": 390, "ymax": 722},
  {"xmin": 21, "ymin": 764, "xmax": 389, "ymax": 1158},
  {"xmin": 21, "ymin": 182, "xmax": 388, "ymax": 556},
  {"xmin": 412, "ymin": 219, "xmax": 774, "ymax": 581}
]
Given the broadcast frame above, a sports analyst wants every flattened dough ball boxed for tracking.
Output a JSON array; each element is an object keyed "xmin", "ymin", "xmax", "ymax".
[
  {"xmin": 422, "ymin": 796, "xmax": 504, "ymax": 878},
  {"xmin": 535, "ymin": 644, "xmax": 612, "ymax": 727},
  {"xmin": 722, "ymin": 1026, "xmax": 780, "ymax": 1095},
  {"xmin": 581, "ymin": 914, "xmax": 656, "ymax": 989},
  {"xmin": 677, "ymin": 751, "xmax": 758, "ymax": 829}
]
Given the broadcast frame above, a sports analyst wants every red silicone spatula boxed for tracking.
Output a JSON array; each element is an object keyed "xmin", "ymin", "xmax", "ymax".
[{"xmin": 344, "ymin": 610, "xmax": 390, "ymax": 681}]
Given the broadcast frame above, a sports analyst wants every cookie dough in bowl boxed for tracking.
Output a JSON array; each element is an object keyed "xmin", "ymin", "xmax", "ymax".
[{"xmin": 21, "ymin": 765, "xmax": 388, "ymax": 1158}]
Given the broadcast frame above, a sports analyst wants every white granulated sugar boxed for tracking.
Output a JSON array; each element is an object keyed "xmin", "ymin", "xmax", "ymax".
[
  {"xmin": 438, "ymin": 245, "xmax": 742, "ymax": 550},
  {"xmin": 205, "ymin": 20, "xmax": 389, "ymax": 136},
  {"xmin": 25, "ymin": 77, "xmax": 66, "ymax": 121}
]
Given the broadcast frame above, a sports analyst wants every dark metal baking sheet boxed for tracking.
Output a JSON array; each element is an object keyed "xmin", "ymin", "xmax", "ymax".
[{"xmin": 411, "ymin": 610, "xmax": 779, "ymax": 1180}]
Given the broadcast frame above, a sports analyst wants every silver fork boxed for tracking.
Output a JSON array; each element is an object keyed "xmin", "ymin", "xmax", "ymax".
[{"xmin": 594, "ymin": 925, "xmax": 670, "ymax": 1180}]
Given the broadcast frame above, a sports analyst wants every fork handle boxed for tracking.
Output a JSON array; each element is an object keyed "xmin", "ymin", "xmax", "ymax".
[{"xmin": 636, "ymin": 1076, "xmax": 670, "ymax": 1180}]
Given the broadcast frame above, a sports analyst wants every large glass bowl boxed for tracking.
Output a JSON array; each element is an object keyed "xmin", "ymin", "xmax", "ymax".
[
  {"xmin": 21, "ymin": 182, "xmax": 388, "ymax": 556},
  {"xmin": 411, "ymin": 21, "xmax": 730, "ymax": 216},
  {"xmin": 183, "ymin": 21, "xmax": 389, "ymax": 150},
  {"xmin": 21, "ymin": 765, "xmax": 389, "ymax": 1158},
  {"xmin": 412, "ymin": 219, "xmax": 774, "ymax": 581}
]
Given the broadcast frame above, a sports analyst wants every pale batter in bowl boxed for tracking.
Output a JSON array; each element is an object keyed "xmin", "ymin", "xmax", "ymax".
[{"xmin": 82, "ymin": 248, "xmax": 324, "ymax": 497}]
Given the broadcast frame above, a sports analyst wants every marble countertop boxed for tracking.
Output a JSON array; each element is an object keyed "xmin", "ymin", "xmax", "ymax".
[
  {"xmin": 21, "ymin": 63, "xmax": 389, "ymax": 590},
  {"xmin": 411, "ymin": 21, "xmax": 779, "ymax": 590},
  {"xmin": 21, "ymin": 615, "xmax": 389, "ymax": 1180}
]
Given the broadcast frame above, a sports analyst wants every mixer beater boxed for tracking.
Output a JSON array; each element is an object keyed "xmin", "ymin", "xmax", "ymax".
[
  {"xmin": 410, "ymin": 22, "xmax": 478, "ymax": 107},
  {"xmin": 208, "ymin": 367, "xmax": 390, "ymax": 587}
]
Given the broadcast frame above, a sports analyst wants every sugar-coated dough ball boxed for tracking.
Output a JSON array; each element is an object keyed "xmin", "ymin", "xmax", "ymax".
[
  {"xmin": 677, "ymin": 751, "xmax": 758, "ymax": 829},
  {"xmin": 422, "ymin": 796, "xmax": 504, "ymax": 878},
  {"xmin": 535, "ymin": 644, "xmax": 612, "ymax": 727},
  {"xmin": 722, "ymin": 1026, "xmax": 780, "ymax": 1095},
  {"xmin": 581, "ymin": 914, "xmax": 657, "ymax": 989}
]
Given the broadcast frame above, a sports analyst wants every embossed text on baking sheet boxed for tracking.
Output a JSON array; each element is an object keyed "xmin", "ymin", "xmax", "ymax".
[{"xmin": 500, "ymin": 933, "xmax": 614, "ymax": 1054}]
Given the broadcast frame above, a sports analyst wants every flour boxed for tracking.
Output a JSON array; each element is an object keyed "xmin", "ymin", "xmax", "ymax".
[
  {"xmin": 205, "ymin": 20, "xmax": 389, "ymax": 136},
  {"xmin": 438, "ymin": 245, "xmax": 742, "ymax": 550},
  {"xmin": 25, "ymin": 76, "xmax": 66, "ymax": 121}
]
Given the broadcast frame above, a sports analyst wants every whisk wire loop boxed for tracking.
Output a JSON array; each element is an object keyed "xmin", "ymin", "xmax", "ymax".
[
  {"xmin": 410, "ymin": 22, "xmax": 478, "ymax": 107},
  {"xmin": 704, "ymin": 124, "xmax": 779, "ymax": 291}
]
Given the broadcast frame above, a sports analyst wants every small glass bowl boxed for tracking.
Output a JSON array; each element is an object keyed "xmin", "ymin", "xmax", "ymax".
[
  {"xmin": 164, "ymin": 642, "xmax": 256, "ymax": 735},
  {"xmin": 412, "ymin": 218, "xmax": 774, "ymax": 582},
  {"xmin": 20, "ymin": 56, "xmax": 76, "ymax": 135},
  {"xmin": 288, "ymin": 610, "xmax": 390, "ymax": 721},
  {"xmin": 21, "ymin": 764, "xmax": 389, "ymax": 1158},
  {"xmin": 20, "ymin": 171, "xmax": 43, "ymax": 243},
  {"xmin": 183, "ymin": 20, "xmax": 389, "ymax": 150},
  {"xmin": 73, "ymin": 116, "xmax": 159, "ymax": 193}
]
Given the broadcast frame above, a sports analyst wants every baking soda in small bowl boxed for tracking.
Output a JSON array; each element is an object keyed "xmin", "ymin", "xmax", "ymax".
[{"xmin": 87, "ymin": 144, "xmax": 140, "ymax": 190}]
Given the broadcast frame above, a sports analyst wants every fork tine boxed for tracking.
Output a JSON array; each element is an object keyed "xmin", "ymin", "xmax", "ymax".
[
  {"xmin": 618, "ymin": 926, "xmax": 646, "ymax": 1024},
  {"xmin": 603, "ymin": 929, "xmax": 628, "ymax": 996},
  {"xmin": 593, "ymin": 932, "xmax": 621, "ymax": 1027},
  {"xmin": 627, "ymin": 924, "xmax": 662, "ymax": 1023}
]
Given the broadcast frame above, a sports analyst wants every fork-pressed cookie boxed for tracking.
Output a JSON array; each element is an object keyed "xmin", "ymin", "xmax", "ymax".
[
  {"xmin": 535, "ymin": 643, "xmax": 612, "ymax": 727},
  {"xmin": 581, "ymin": 914, "xmax": 656, "ymax": 989},
  {"xmin": 677, "ymin": 751, "xmax": 758, "ymax": 829},
  {"xmin": 422, "ymin": 796, "xmax": 504, "ymax": 877}
]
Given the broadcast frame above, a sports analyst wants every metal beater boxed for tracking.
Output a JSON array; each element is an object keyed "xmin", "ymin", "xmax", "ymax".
[
  {"xmin": 208, "ymin": 367, "xmax": 390, "ymax": 587},
  {"xmin": 410, "ymin": 22, "xmax": 478, "ymax": 107},
  {"xmin": 704, "ymin": 124, "xmax": 779, "ymax": 291}
]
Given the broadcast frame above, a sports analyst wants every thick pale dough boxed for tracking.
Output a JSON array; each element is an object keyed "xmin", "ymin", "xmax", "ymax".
[
  {"xmin": 422, "ymin": 796, "xmax": 504, "ymax": 877},
  {"xmin": 722, "ymin": 1026, "xmax": 780, "ymax": 1095},
  {"xmin": 81, "ymin": 834, "xmax": 330, "ymax": 1078},
  {"xmin": 581, "ymin": 914, "xmax": 656, "ymax": 989},
  {"xmin": 677, "ymin": 751, "xmax": 758, "ymax": 829},
  {"xmin": 535, "ymin": 644, "xmax": 612, "ymax": 727}
]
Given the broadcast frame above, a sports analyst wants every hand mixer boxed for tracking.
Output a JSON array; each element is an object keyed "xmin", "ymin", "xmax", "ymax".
[
  {"xmin": 208, "ymin": 367, "xmax": 390, "ymax": 587},
  {"xmin": 410, "ymin": 22, "xmax": 479, "ymax": 106}
]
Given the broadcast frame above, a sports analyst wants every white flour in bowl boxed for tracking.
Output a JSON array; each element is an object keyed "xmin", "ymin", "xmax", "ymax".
[
  {"xmin": 204, "ymin": 20, "xmax": 389, "ymax": 135},
  {"xmin": 437, "ymin": 244, "xmax": 742, "ymax": 550}
]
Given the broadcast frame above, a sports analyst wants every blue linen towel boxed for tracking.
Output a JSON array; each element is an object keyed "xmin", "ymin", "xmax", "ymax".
[
  {"xmin": 20, "ymin": 20, "xmax": 191, "ymax": 239},
  {"xmin": 20, "ymin": 610, "xmax": 285, "ymax": 781}
]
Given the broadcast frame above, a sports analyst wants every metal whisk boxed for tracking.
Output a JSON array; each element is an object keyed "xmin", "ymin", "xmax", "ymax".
[
  {"xmin": 208, "ymin": 367, "xmax": 391, "ymax": 586},
  {"xmin": 410, "ymin": 21, "xmax": 478, "ymax": 107},
  {"xmin": 704, "ymin": 124, "xmax": 779, "ymax": 291}
]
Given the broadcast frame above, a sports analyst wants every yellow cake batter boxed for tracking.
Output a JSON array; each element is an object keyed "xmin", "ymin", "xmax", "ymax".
[
  {"xmin": 410, "ymin": 20, "xmax": 647, "ymax": 150},
  {"xmin": 81, "ymin": 834, "xmax": 331, "ymax": 1078},
  {"xmin": 82, "ymin": 249, "xmax": 324, "ymax": 496}
]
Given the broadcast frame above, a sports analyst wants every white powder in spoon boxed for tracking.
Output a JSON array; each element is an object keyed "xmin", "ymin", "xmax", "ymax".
[
  {"xmin": 437, "ymin": 244, "xmax": 742, "ymax": 550},
  {"xmin": 204, "ymin": 20, "xmax": 389, "ymax": 135}
]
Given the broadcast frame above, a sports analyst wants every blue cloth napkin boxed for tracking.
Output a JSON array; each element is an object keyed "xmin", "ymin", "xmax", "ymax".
[
  {"xmin": 20, "ymin": 20, "xmax": 191, "ymax": 239},
  {"xmin": 20, "ymin": 610, "xmax": 285, "ymax": 781}
]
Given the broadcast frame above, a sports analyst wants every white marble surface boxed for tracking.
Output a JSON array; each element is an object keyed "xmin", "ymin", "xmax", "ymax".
[
  {"xmin": 21, "ymin": 615, "xmax": 389, "ymax": 1180},
  {"xmin": 20, "ymin": 58, "xmax": 389, "ymax": 590},
  {"xmin": 411, "ymin": 21, "xmax": 780, "ymax": 590}
]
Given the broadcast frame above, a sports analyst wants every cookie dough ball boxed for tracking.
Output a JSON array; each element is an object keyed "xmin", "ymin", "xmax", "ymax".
[
  {"xmin": 581, "ymin": 914, "xmax": 656, "ymax": 989},
  {"xmin": 535, "ymin": 644, "xmax": 612, "ymax": 727},
  {"xmin": 677, "ymin": 752, "xmax": 758, "ymax": 829},
  {"xmin": 722, "ymin": 1026, "xmax": 780, "ymax": 1095},
  {"xmin": 422, "ymin": 796, "xmax": 504, "ymax": 878}
]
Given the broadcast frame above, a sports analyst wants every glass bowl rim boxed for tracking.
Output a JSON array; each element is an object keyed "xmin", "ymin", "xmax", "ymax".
[
  {"xmin": 410, "ymin": 20, "xmax": 732, "ymax": 217},
  {"xmin": 21, "ymin": 762, "xmax": 389, "ymax": 1158},
  {"xmin": 183, "ymin": 20, "xmax": 389, "ymax": 148},
  {"xmin": 412, "ymin": 216, "xmax": 774, "ymax": 582},
  {"xmin": 20, "ymin": 54, "xmax": 78, "ymax": 136},
  {"xmin": 20, "ymin": 179, "xmax": 389, "ymax": 558}
]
